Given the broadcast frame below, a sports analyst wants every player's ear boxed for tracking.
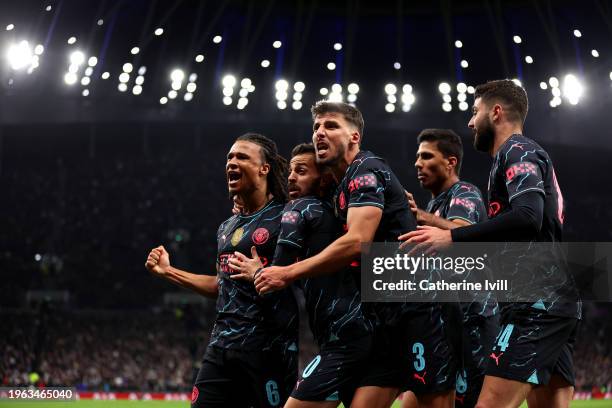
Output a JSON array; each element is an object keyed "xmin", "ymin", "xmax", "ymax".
[
  {"xmin": 447, "ymin": 156, "xmax": 458, "ymax": 173},
  {"xmin": 350, "ymin": 130, "xmax": 361, "ymax": 146},
  {"xmin": 491, "ymin": 104, "xmax": 503, "ymax": 122},
  {"xmin": 260, "ymin": 163, "xmax": 270, "ymax": 176}
]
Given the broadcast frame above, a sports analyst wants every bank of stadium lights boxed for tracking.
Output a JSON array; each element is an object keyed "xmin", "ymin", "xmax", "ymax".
[
  {"xmin": 456, "ymin": 82, "xmax": 469, "ymax": 111},
  {"xmin": 562, "ymin": 74, "xmax": 584, "ymax": 105},
  {"xmin": 591, "ymin": 49, "xmax": 599, "ymax": 58},
  {"xmin": 6, "ymin": 40, "xmax": 41, "ymax": 72},
  {"xmin": 273, "ymin": 41, "xmax": 282, "ymax": 49},
  {"xmin": 326, "ymin": 83, "xmax": 343, "ymax": 103},
  {"xmin": 384, "ymin": 83, "xmax": 416, "ymax": 112},
  {"xmin": 213, "ymin": 35, "xmax": 222, "ymax": 44},
  {"xmin": 327, "ymin": 62, "xmax": 336, "ymax": 71},
  {"xmin": 261, "ymin": 59, "xmax": 270, "ymax": 68},
  {"xmin": 195, "ymin": 54, "xmax": 204, "ymax": 63},
  {"xmin": 64, "ymin": 50, "xmax": 87, "ymax": 85},
  {"xmin": 334, "ymin": 43, "xmax": 342, "ymax": 51},
  {"xmin": 132, "ymin": 66, "xmax": 147, "ymax": 96},
  {"xmin": 548, "ymin": 76, "xmax": 562, "ymax": 108},
  {"xmin": 154, "ymin": 28, "xmax": 164, "ymax": 36},
  {"xmin": 220, "ymin": 75, "xmax": 254, "ymax": 109},
  {"xmin": 439, "ymin": 82, "xmax": 452, "ymax": 112},
  {"xmin": 346, "ymin": 83, "xmax": 360, "ymax": 105},
  {"xmin": 275, "ymin": 79, "xmax": 305, "ymax": 110},
  {"xmin": 525, "ymin": 55, "xmax": 534, "ymax": 64}
]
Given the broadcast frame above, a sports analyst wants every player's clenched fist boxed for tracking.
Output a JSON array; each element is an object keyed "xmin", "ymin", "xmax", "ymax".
[{"xmin": 145, "ymin": 245, "xmax": 170, "ymax": 277}]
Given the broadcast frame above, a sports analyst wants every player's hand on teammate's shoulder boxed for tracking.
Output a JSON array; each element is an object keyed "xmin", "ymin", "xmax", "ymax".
[
  {"xmin": 145, "ymin": 245, "xmax": 171, "ymax": 277},
  {"xmin": 254, "ymin": 265, "xmax": 290, "ymax": 295},
  {"xmin": 228, "ymin": 246, "xmax": 262, "ymax": 282}
]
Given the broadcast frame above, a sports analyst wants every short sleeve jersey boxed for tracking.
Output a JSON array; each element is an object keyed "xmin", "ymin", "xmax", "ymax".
[
  {"xmin": 488, "ymin": 134, "xmax": 579, "ymax": 318},
  {"xmin": 210, "ymin": 200, "xmax": 299, "ymax": 351},
  {"xmin": 274, "ymin": 196, "xmax": 373, "ymax": 346}
]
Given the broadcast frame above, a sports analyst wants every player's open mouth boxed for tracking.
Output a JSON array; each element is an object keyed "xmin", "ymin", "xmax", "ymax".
[
  {"xmin": 316, "ymin": 142, "xmax": 329, "ymax": 157},
  {"xmin": 227, "ymin": 171, "xmax": 241, "ymax": 187},
  {"xmin": 417, "ymin": 173, "xmax": 426, "ymax": 181}
]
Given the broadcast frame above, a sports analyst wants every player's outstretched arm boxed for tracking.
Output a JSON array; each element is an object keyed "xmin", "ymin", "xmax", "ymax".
[
  {"xmin": 405, "ymin": 190, "xmax": 468, "ymax": 229},
  {"xmin": 254, "ymin": 206, "xmax": 382, "ymax": 294},
  {"xmin": 145, "ymin": 245, "xmax": 219, "ymax": 298}
]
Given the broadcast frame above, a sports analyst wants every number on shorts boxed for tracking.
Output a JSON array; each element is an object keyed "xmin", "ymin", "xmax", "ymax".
[
  {"xmin": 412, "ymin": 342, "xmax": 425, "ymax": 372},
  {"xmin": 495, "ymin": 324, "xmax": 514, "ymax": 352},
  {"xmin": 265, "ymin": 380, "xmax": 280, "ymax": 406},
  {"xmin": 302, "ymin": 355, "xmax": 321, "ymax": 378}
]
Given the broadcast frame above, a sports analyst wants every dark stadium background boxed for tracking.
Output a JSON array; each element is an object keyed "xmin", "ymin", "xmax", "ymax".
[{"xmin": 1, "ymin": 0, "xmax": 611, "ymax": 400}]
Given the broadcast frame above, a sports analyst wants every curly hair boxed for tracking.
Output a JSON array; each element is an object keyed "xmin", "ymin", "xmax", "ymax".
[
  {"xmin": 236, "ymin": 133, "xmax": 289, "ymax": 202},
  {"xmin": 474, "ymin": 79, "xmax": 529, "ymax": 125}
]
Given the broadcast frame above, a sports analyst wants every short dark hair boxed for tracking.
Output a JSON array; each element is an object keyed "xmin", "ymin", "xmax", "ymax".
[
  {"xmin": 417, "ymin": 129, "xmax": 463, "ymax": 176},
  {"xmin": 236, "ymin": 133, "xmax": 289, "ymax": 202},
  {"xmin": 311, "ymin": 100, "xmax": 365, "ymax": 138},
  {"xmin": 474, "ymin": 79, "xmax": 529, "ymax": 125},
  {"xmin": 291, "ymin": 143, "xmax": 316, "ymax": 158}
]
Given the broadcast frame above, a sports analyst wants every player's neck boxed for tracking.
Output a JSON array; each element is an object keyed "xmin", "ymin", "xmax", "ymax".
[
  {"xmin": 430, "ymin": 175, "xmax": 459, "ymax": 197},
  {"xmin": 240, "ymin": 189, "xmax": 270, "ymax": 215},
  {"xmin": 491, "ymin": 123, "xmax": 523, "ymax": 156},
  {"xmin": 330, "ymin": 147, "xmax": 360, "ymax": 183}
]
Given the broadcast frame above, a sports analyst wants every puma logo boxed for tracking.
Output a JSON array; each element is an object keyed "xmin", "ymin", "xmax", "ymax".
[
  {"xmin": 490, "ymin": 352, "xmax": 504, "ymax": 366},
  {"xmin": 455, "ymin": 395, "xmax": 465, "ymax": 405},
  {"xmin": 413, "ymin": 371, "xmax": 427, "ymax": 385}
]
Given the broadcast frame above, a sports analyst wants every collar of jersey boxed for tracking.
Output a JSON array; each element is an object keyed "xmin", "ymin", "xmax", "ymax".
[{"xmin": 237, "ymin": 199, "xmax": 277, "ymax": 219}]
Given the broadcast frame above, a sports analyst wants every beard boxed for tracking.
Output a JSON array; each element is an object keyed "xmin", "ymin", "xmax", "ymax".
[
  {"xmin": 473, "ymin": 117, "xmax": 495, "ymax": 152},
  {"xmin": 317, "ymin": 142, "xmax": 346, "ymax": 168}
]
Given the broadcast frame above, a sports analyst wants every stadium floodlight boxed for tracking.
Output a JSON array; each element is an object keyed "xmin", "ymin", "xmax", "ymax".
[
  {"xmin": 331, "ymin": 83, "xmax": 342, "ymax": 93},
  {"xmin": 168, "ymin": 90, "xmax": 177, "ymax": 99},
  {"xmin": 548, "ymin": 76, "xmax": 559, "ymax": 88},
  {"xmin": 347, "ymin": 94, "xmax": 357, "ymax": 103},
  {"xmin": 195, "ymin": 54, "xmax": 204, "ymax": 63},
  {"xmin": 327, "ymin": 62, "xmax": 336, "ymax": 71},
  {"xmin": 384, "ymin": 83, "xmax": 397, "ymax": 95},
  {"xmin": 328, "ymin": 92, "xmax": 342, "ymax": 102},
  {"xmin": 467, "ymin": 86, "xmax": 475, "ymax": 94},
  {"xmin": 348, "ymin": 83, "xmax": 359, "ymax": 94},
  {"xmin": 241, "ymin": 78, "xmax": 252, "ymax": 88},
  {"xmin": 443, "ymin": 94, "xmax": 452, "ymax": 103},
  {"xmin": 292, "ymin": 101, "xmax": 302, "ymax": 110},
  {"xmin": 394, "ymin": 62, "xmax": 401, "ymax": 70},
  {"xmin": 457, "ymin": 82, "xmax": 467, "ymax": 93},
  {"xmin": 261, "ymin": 59, "xmax": 270, "ymax": 68},
  {"xmin": 101, "ymin": 72, "xmax": 110, "ymax": 79},
  {"xmin": 82, "ymin": 89, "xmax": 89, "ymax": 96},
  {"xmin": 122, "ymin": 63, "xmax": 133, "ymax": 73},
  {"xmin": 334, "ymin": 43, "xmax": 342, "ymax": 51},
  {"xmin": 184, "ymin": 92, "xmax": 193, "ymax": 102},
  {"xmin": 80, "ymin": 76, "xmax": 90, "ymax": 86},
  {"xmin": 277, "ymin": 100, "xmax": 287, "ymax": 110},
  {"xmin": 138, "ymin": 66, "xmax": 147, "ymax": 76},
  {"xmin": 552, "ymin": 87, "xmax": 561, "ymax": 97},
  {"xmin": 239, "ymin": 89, "xmax": 249, "ymax": 98},
  {"xmin": 160, "ymin": 96, "xmax": 168, "ymax": 104},
  {"xmin": 154, "ymin": 28, "xmax": 164, "ymax": 36},
  {"xmin": 455, "ymin": 40, "xmax": 463, "ymax": 48},
  {"xmin": 64, "ymin": 72, "xmax": 77, "ymax": 85},
  {"xmin": 70, "ymin": 50, "xmax": 85, "ymax": 66},
  {"xmin": 275, "ymin": 90, "xmax": 288, "ymax": 101},
  {"xmin": 130, "ymin": 47, "xmax": 139, "ymax": 55},
  {"xmin": 442, "ymin": 103, "xmax": 452, "ymax": 112},
  {"xmin": 385, "ymin": 103, "xmax": 395, "ymax": 113},
  {"xmin": 34, "ymin": 44, "xmax": 44, "ymax": 55},
  {"xmin": 88, "ymin": 56, "xmax": 98, "ymax": 67},
  {"xmin": 119, "ymin": 72, "xmax": 130, "ymax": 83},
  {"xmin": 609, "ymin": 71, "xmax": 612, "ymax": 81},
  {"xmin": 459, "ymin": 101, "xmax": 469, "ymax": 111},
  {"xmin": 223, "ymin": 87, "xmax": 234, "ymax": 97},
  {"xmin": 387, "ymin": 94, "xmax": 397, "ymax": 104},
  {"xmin": 402, "ymin": 84, "xmax": 413, "ymax": 94},
  {"xmin": 168, "ymin": 69, "xmax": 183, "ymax": 84},
  {"xmin": 293, "ymin": 92, "xmax": 302, "ymax": 101},
  {"xmin": 67, "ymin": 64, "xmax": 78, "ymax": 74},
  {"xmin": 294, "ymin": 81, "xmax": 305, "ymax": 92},
  {"xmin": 275, "ymin": 79, "xmax": 289, "ymax": 92},
  {"xmin": 7, "ymin": 41, "xmax": 33, "ymax": 70},
  {"xmin": 540, "ymin": 82, "xmax": 548, "ymax": 90},
  {"xmin": 562, "ymin": 74, "xmax": 583, "ymax": 105},
  {"xmin": 320, "ymin": 88, "xmax": 328, "ymax": 95},
  {"xmin": 223, "ymin": 96, "xmax": 232, "ymax": 105},
  {"xmin": 404, "ymin": 93, "xmax": 416, "ymax": 105},
  {"xmin": 67, "ymin": 36, "xmax": 77, "ymax": 45},
  {"xmin": 132, "ymin": 85, "xmax": 142, "ymax": 95},
  {"xmin": 457, "ymin": 93, "xmax": 467, "ymax": 102},
  {"xmin": 213, "ymin": 35, "xmax": 222, "ymax": 44},
  {"xmin": 438, "ymin": 82, "xmax": 451, "ymax": 94},
  {"xmin": 45, "ymin": 5, "xmax": 52, "ymax": 11},
  {"xmin": 135, "ymin": 76, "xmax": 145, "ymax": 85},
  {"xmin": 186, "ymin": 83, "xmax": 197, "ymax": 93},
  {"xmin": 171, "ymin": 81, "xmax": 182, "ymax": 91},
  {"xmin": 402, "ymin": 104, "xmax": 411, "ymax": 112},
  {"xmin": 573, "ymin": 29, "xmax": 582, "ymax": 38},
  {"xmin": 249, "ymin": 85, "xmax": 255, "ymax": 93},
  {"xmin": 460, "ymin": 60, "xmax": 468, "ymax": 68},
  {"xmin": 118, "ymin": 83, "xmax": 128, "ymax": 92},
  {"xmin": 525, "ymin": 56, "xmax": 534, "ymax": 64},
  {"xmin": 591, "ymin": 49, "xmax": 599, "ymax": 58},
  {"xmin": 513, "ymin": 35, "xmax": 522, "ymax": 44},
  {"xmin": 273, "ymin": 40, "xmax": 282, "ymax": 48},
  {"xmin": 97, "ymin": 19, "xmax": 104, "ymax": 26},
  {"xmin": 6, "ymin": 24, "xmax": 15, "ymax": 31}
]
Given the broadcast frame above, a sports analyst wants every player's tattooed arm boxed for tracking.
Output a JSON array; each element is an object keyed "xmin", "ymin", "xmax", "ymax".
[
  {"xmin": 145, "ymin": 245, "xmax": 219, "ymax": 298},
  {"xmin": 254, "ymin": 206, "xmax": 382, "ymax": 294}
]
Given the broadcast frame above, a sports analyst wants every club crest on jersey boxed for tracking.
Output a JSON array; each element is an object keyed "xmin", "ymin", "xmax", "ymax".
[
  {"xmin": 231, "ymin": 227, "xmax": 245, "ymax": 246},
  {"xmin": 191, "ymin": 386, "xmax": 199, "ymax": 403},
  {"xmin": 252, "ymin": 227, "xmax": 270, "ymax": 245},
  {"xmin": 338, "ymin": 191, "xmax": 347, "ymax": 210},
  {"xmin": 488, "ymin": 201, "xmax": 502, "ymax": 217}
]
